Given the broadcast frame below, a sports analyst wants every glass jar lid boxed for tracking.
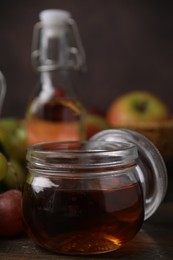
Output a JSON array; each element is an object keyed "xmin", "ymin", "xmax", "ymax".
[{"xmin": 90, "ymin": 129, "xmax": 168, "ymax": 220}]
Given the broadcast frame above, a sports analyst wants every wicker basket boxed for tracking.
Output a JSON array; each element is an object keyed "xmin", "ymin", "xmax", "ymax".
[{"xmin": 112, "ymin": 119, "xmax": 173, "ymax": 161}]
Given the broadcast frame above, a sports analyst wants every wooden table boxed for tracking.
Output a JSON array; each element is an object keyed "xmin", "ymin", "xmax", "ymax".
[{"xmin": 0, "ymin": 164, "xmax": 173, "ymax": 260}]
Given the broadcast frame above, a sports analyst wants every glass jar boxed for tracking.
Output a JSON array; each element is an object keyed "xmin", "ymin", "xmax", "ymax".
[{"xmin": 22, "ymin": 129, "xmax": 167, "ymax": 255}]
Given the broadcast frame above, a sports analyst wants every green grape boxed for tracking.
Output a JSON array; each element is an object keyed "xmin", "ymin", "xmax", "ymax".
[
  {"xmin": 0, "ymin": 152, "xmax": 8, "ymax": 181},
  {"xmin": 0, "ymin": 118, "xmax": 27, "ymax": 161},
  {"xmin": 3, "ymin": 159, "xmax": 26, "ymax": 189}
]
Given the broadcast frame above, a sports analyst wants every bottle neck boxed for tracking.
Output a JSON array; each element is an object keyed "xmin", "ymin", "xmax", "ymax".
[
  {"xmin": 40, "ymin": 69, "xmax": 76, "ymax": 99},
  {"xmin": 32, "ymin": 10, "xmax": 86, "ymax": 72}
]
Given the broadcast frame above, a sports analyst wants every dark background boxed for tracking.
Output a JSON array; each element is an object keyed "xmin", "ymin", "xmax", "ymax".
[{"xmin": 0, "ymin": 0, "xmax": 173, "ymax": 118}]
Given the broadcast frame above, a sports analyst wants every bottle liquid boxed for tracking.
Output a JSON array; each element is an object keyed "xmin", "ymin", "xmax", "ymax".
[{"xmin": 26, "ymin": 9, "xmax": 86, "ymax": 145}]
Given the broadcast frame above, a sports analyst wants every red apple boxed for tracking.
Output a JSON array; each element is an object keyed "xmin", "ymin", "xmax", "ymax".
[
  {"xmin": 0, "ymin": 189, "xmax": 24, "ymax": 236},
  {"xmin": 85, "ymin": 112, "xmax": 110, "ymax": 139},
  {"xmin": 106, "ymin": 91, "xmax": 171, "ymax": 126}
]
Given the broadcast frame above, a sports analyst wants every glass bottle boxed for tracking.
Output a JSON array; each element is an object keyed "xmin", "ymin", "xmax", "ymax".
[
  {"xmin": 26, "ymin": 9, "xmax": 86, "ymax": 145},
  {"xmin": 0, "ymin": 71, "xmax": 6, "ymax": 115}
]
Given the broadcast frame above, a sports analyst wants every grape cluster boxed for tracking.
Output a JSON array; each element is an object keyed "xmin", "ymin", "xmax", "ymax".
[
  {"xmin": 0, "ymin": 118, "xmax": 26, "ymax": 191},
  {"xmin": 0, "ymin": 152, "xmax": 8, "ymax": 182}
]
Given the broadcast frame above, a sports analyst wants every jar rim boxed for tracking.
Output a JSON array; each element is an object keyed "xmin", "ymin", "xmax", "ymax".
[{"xmin": 26, "ymin": 140, "xmax": 138, "ymax": 173}]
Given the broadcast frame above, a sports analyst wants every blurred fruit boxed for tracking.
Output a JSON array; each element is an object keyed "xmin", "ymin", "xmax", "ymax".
[
  {"xmin": 3, "ymin": 159, "xmax": 25, "ymax": 190},
  {"xmin": 0, "ymin": 129, "xmax": 10, "ymax": 156},
  {"xmin": 85, "ymin": 112, "xmax": 110, "ymax": 139},
  {"xmin": 0, "ymin": 153, "xmax": 8, "ymax": 181},
  {"xmin": 0, "ymin": 189, "xmax": 24, "ymax": 236},
  {"xmin": 0, "ymin": 118, "xmax": 27, "ymax": 161},
  {"xmin": 106, "ymin": 91, "xmax": 171, "ymax": 126}
]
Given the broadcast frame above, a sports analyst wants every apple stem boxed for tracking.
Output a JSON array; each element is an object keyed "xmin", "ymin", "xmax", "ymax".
[{"xmin": 134, "ymin": 100, "xmax": 148, "ymax": 113}]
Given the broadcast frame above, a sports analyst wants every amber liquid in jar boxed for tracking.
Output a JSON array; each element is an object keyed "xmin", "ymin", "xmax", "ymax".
[{"xmin": 22, "ymin": 180, "xmax": 144, "ymax": 255}]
